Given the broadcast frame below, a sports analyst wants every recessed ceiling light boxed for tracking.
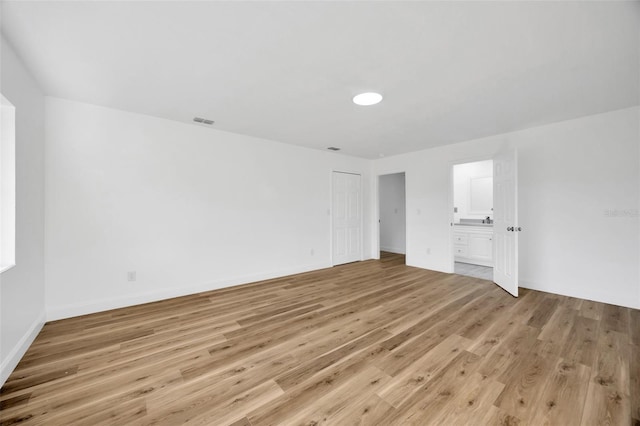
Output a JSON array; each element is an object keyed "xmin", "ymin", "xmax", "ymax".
[{"xmin": 353, "ymin": 92, "xmax": 383, "ymax": 106}]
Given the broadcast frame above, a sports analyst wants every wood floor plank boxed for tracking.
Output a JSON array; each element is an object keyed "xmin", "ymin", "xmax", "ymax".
[
  {"xmin": 280, "ymin": 365, "xmax": 391, "ymax": 425},
  {"xmin": 602, "ymin": 304, "xmax": 631, "ymax": 335},
  {"xmin": 580, "ymin": 327, "xmax": 633, "ymax": 426},
  {"xmin": 493, "ymin": 344, "xmax": 559, "ymax": 423},
  {"xmin": 374, "ymin": 288, "xmax": 494, "ymax": 378},
  {"xmin": 631, "ymin": 341, "xmax": 640, "ymax": 423},
  {"xmin": 146, "ymin": 353, "xmax": 297, "ymax": 421},
  {"xmin": 246, "ymin": 345, "xmax": 390, "ymax": 425},
  {"xmin": 375, "ymin": 334, "xmax": 473, "ymax": 408},
  {"xmin": 1, "ymin": 253, "xmax": 638, "ymax": 425},
  {"xmin": 580, "ymin": 299, "xmax": 604, "ymax": 321},
  {"xmin": 427, "ymin": 371, "xmax": 505, "ymax": 425},
  {"xmin": 581, "ymin": 375, "xmax": 631, "ymax": 426},
  {"xmin": 478, "ymin": 324, "xmax": 540, "ymax": 383},
  {"xmin": 378, "ymin": 287, "xmax": 485, "ymax": 352},
  {"xmin": 329, "ymin": 392, "xmax": 396, "ymax": 425},
  {"xmin": 457, "ymin": 288, "xmax": 512, "ymax": 340},
  {"xmin": 467, "ymin": 289, "xmax": 543, "ymax": 358},
  {"xmin": 179, "ymin": 379, "xmax": 284, "ymax": 426},
  {"xmin": 560, "ymin": 315, "xmax": 599, "ymax": 367},
  {"xmin": 528, "ymin": 358, "xmax": 591, "ymax": 426},
  {"xmin": 526, "ymin": 297, "xmax": 560, "ymax": 329},
  {"xmin": 275, "ymin": 328, "xmax": 392, "ymax": 391},
  {"xmin": 630, "ymin": 309, "xmax": 640, "ymax": 347},
  {"xmin": 377, "ymin": 350, "xmax": 482, "ymax": 425},
  {"xmin": 0, "ymin": 392, "xmax": 30, "ymax": 411},
  {"xmin": 480, "ymin": 405, "xmax": 522, "ymax": 426}
]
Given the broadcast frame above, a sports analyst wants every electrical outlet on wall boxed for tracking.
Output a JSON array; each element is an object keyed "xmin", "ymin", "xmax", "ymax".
[
  {"xmin": 127, "ymin": 271, "xmax": 137, "ymax": 282},
  {"xmin": 426, "ymin": 248, "xmax": 431, "ymax": 255},
  {"xmin": 310, "ymin": 248, "xmax": 315, "ymax": 256}
]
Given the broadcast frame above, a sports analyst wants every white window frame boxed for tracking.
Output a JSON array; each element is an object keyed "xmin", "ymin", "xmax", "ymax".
[{"xmin": 1, "ymin": 94, "xmax": 16, "ymax": 273}]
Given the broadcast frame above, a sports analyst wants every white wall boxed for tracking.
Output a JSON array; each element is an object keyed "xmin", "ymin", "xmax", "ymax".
[
  {"xmin": 453, "ymin": 160, "xmax": 493, "ymax": 223},
  {"xmin": 517, "ymin": 107, "xmax": 639, "ymax": 308},
  {"xmin": 0, "ymin": 37, "xmax": 46, "ymax": 386},
  {"xmin": 379, "ymin": 173, "xmax": 406, "ymax": 254},
  {"xmin": 375, "ymin": 106, "xmax": 640, "ymax": 309},
  {"xmin": 45, "ymin": 98, "xmax": 373, "ymax": 320}
]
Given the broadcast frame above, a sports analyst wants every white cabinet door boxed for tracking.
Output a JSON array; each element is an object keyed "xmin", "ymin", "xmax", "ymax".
[{"xmin": 468, "ymin": 233, "xmax": 493, "ymax": 263}]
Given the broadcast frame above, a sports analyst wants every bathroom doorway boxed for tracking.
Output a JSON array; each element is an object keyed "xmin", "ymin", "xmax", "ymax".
[{"xmin": 451, "ymin": 160, "xmax": 494, "ymax": 280}]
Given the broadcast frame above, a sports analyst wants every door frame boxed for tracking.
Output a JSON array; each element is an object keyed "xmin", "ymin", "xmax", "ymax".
[
  {"xmin": 377, "ymin": 172, "xmax": 407, "ymax": 258},
  {"xmin": 373, "ymin": 170, "xmax": 407, "ymax": 260},
  {"xmin": 330, "ymin": 169, "xmax": 364, "ymax": 266},
  {"xmin": 448, "ymin": 155, "xmax": 494, "ymax": 274}
]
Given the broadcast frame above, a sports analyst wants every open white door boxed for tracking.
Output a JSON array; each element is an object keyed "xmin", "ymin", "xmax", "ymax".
[
  {"xmin": 493, "ymin": 149, "xmax": 518, "ymax": 297},
  {"xmin": 332, "ymin": 171, "xmax": 362, "ymax": 265}
]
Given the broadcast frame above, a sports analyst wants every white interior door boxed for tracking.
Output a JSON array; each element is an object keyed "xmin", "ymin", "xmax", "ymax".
[
  {"xmin": 493, "ymin": 149, "xmax": 518, "ymax": 296},
  {"xmin": 332, "ymin": 171, "xmax": 362, "ymax": 266}
]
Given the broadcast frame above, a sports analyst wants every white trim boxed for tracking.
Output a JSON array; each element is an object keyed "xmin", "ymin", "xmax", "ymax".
[
  {"xmin": 0, "ymin": 262, "xmax": 16, "ymax": 273},
  {"xmin": 46, "ymin": 261, "xmax": 331, "ymax": 321},
  {"xmin": 1, "ymin": 310, "xmax": 46, "ymax": 387},
  {"xmin": 519, "ymin": 280, "xmax": 640, "ymax": 310},
  {"xmin": 448, "ymin": 156, "xmax": 494, "ymax": 274},
  {"xmin": 372, "ymin": 173, "xmax": 380, "ymax": 260},
  {"xmin": 375, "ymin": 171, "xmax": 407, "ymax": 261},
  {"xmin": 1, "ymin": 95, "xmax": 16, "ymax": 272},
  {"xmin": 380, "ymin": 246, "xmax": 406, "ymax": 255}
]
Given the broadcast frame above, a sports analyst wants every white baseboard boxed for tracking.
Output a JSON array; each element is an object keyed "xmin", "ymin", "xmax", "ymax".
[
  {"xmin": 380, "ymin": 246, "xmax": 406, "ymax": 255},
  {"xmin": 454, "ymin": 258, "xmax": 493, "ymax": 268},
  {"xmin": 1, "ymin": 310, "xmax": 46, "ymax": 387},
  {"xmin": 519, "ymin": 279, "xmax": 640, "ymax": 310},
  {"xmin": 47, "ymin": 261, "xmax": 333, "ymax": 321}
]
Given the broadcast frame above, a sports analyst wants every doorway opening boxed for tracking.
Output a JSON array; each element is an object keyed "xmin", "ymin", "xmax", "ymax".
[
  {"xmin": 452, "ymin": 160, "xmax": 494, "ymax": 281},
  {"xmin": 379, "ymin": 172, "xmax": 406, "ymax": 264}
]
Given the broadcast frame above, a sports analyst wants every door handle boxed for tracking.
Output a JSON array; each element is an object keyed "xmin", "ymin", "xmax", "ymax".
[
  {"xmin": 507, "ymin": 226, "xmax": 514, "ymax": 231},
  {"xmin": 516, "ymin": 227, "xmax": 522, "ymax": 232}
]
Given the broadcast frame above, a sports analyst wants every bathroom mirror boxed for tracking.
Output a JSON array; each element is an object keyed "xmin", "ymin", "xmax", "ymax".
[{"xmin": 469, "ymin": 176, "xmax": 493, "ymax": 214}]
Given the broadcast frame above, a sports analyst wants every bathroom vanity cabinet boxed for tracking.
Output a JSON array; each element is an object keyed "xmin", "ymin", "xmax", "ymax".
[{"xmin": 453, "ymin": 225, "xmax": 493, "ymax": 267}]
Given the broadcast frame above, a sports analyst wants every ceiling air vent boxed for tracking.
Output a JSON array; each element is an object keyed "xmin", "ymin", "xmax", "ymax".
[
  {"xmin": 327, "ymin": 147, "xmax": 340, "ymax": 151},
  {"xmin": 193, "ymin": 117, "xmax": 214, "ymax": 125}
]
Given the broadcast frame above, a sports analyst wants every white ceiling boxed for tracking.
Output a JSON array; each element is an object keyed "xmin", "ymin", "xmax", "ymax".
[{"xmin": 2, "ymin": 1, "xmax": 638, "ymax": 158}]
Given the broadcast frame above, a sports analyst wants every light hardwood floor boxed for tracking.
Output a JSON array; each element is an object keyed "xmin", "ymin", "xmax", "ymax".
[{"xmin": 1, "ymin": 252, "xmax": 638, "ymax": 425}]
